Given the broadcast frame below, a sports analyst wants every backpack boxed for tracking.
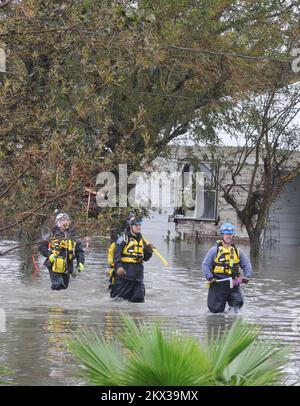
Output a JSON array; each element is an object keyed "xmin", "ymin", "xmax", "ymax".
[{"xmin": 107, "ymin": 234, "xmax": 129, "ymax": 287}]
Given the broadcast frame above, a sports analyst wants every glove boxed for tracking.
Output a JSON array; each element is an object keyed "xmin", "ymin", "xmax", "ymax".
[
  {"xmin": 49, "ymin": 253, "xmax": 56, "ymax": 263},
  {"xmin": 207, "ymin": 277, "xmax": 217, "ymax": 286},
  {"xmin": 78, "ymin": 263, "xmax": 85, "ymax": 272},
  {"xmin": 117, "ymin": 267, "xmax": 126, "ymax": 276},
  {"xmin": 233, "ymin": 276, "xmax": 249, "ymax": 287}
]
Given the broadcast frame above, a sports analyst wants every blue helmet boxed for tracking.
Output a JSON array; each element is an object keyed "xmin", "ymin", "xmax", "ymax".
[{"xmin": 220, "ymin": 223, "xmax": 235, "ymax": 235}]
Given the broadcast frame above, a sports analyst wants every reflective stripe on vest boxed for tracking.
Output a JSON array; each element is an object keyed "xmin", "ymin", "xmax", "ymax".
[
  {"xmin": 121, "ymin": 237, "xmax": 144, "ymax": 263},
  {"xmin": 213, "ymin": 243, "xmax": 240, "ymax": 275}
]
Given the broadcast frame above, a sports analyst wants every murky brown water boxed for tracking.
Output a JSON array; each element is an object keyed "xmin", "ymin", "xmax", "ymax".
[{"xmin": 0, "ymin": 216, "xmax": 299, "ymax": 385}]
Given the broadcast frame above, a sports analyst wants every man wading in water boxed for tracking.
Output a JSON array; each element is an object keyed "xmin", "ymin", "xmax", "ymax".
[
  {"xmin": 202, "ymin": 223, "xmax": 252, "ymax": 313},
  {"xmin": 108, "ymin": 215, "xmax": 154, "ymax": 303},
  {"xmin": 39, "ymin": 213, "xmax": 85, "ymax": 290}
]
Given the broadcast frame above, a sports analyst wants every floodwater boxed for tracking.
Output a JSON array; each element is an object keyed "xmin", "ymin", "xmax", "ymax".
[{"xmin": 0, "ymin": 215, "xmax": 299, "ymax": 386}]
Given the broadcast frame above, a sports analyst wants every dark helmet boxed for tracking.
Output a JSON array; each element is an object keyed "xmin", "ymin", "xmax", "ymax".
[{"xmin": 127, "ymin": 216, "xmax": 143, "ymax": 227}]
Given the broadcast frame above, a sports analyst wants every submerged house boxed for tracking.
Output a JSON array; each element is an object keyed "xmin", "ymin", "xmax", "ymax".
[{"xmin": 135, "ymin": 146, "xmax": 300, "ymax": 246}]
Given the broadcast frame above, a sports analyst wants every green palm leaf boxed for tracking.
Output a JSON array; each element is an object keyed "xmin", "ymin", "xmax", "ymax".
[
  {"xmin": 0, "ymin": 366, "xmax": 12, "ymax": 385},
  {"xmin": 223, "ymin": 341, "xmax": 290, "ymax": 386},
  {"xmin": 67, "ymin": 328, "xmax": 126, "ymax": 386},
  {"xmin": 206, "ymin": 319, "xmax": 259, "ymax": 376},
  {"xmin": 122, "ymin": 321, "xmax": 212, "ymax": 386},
  {"xmin": 69, "ymin": 316, "xmax": 290, "ymax": 386}
]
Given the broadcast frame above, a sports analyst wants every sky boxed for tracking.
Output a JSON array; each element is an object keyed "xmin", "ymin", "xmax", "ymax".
[{"xmin": 173, "ymin": 81, "xmax": 300, "ymax": 149}]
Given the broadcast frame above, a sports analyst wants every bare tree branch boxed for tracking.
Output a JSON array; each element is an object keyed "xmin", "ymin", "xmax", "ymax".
[
  {"xmin": 0, "ymin": 0, "xmax": 13, "ymax": 9},
  {"xmin": 0, "ymin": 177, "xmax": 93, "ymax": 234},
  {"xmin": 0, "ymin": 228, "xmax": 107, "ymax": 257},
  {"xmin": 166, "ymin": 45, "xmax": 292, "ymax": 64},
  {"xmin": 0, "ymin": 159, "xmax": 42, "ymax": 199}
]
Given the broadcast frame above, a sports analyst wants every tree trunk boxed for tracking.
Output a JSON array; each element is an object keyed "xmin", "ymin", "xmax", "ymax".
[{"xmin": 248, "ymin": 229, "xmax": 263, "ymax": 264}]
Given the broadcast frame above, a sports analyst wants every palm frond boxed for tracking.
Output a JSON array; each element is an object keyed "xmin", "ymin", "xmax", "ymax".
[
  {"xmin": 122, "ymin": 319, "xmax": 212, "ymax": 386},
  {"xmin": 223, "ymin": 342, "xmax": 290, "ymax": 386},
  {"xmin": 0, "ymin": 366, "xmax": 12, "ymax": 385},
  {"xmin": 67, "ymin": 328, "xmax": 126, "ymax": 386},
  {"xmin": 68, "ymin": 316, "xmax": 290, "ymax": 386},
  {"xmin": 206, "ymin": 319, "xmax": 259, "ymax": 377}
]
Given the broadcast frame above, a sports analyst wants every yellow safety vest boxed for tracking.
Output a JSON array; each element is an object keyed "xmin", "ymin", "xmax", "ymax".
[
  {"xmin": 107, "ymin": 234, "xmax": 144, "ymax": 264},
  {"xmin": 212, "ymin": 241, "xmax": 240, "ymax": 276},
  {"xmin": 107, "ymin": 242, "xmax": 115, "ymax": 267},
  {"xmin": 107, "ymin": 242, "xmax": 117, "ymax": 286},
  {"xmin": 106, "ymin": 234, "xmax": 144, "ymax": 285},
  {"xmin": 121, "ymin": 237, "xmax": 144, "ymax": 263},
  {"xmin": 49, "ymin": 238, "xmax": 76, "ymax": 273}
]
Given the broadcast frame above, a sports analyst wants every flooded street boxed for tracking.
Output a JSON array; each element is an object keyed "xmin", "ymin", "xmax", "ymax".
[{"xmin": 0, "ymin": 216, "xmax": 299, "ymax": 386}]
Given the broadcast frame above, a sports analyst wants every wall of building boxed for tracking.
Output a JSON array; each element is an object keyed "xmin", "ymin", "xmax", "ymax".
[
  {"xmin": 266, "ymin": 174, "xmax": 300, "ymax": 246},
  {"xmin": 172, "ymin": 147, "xmax": 300, "ymax": 244},
  {"xmin": 134, "ymin": 147, "xmax": 300, "ymax": 245}
]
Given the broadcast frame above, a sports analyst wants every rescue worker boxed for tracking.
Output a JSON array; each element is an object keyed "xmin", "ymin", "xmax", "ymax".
[
  {"xmin": 202, "ymin": 223, "xmax": 252, "ymax": 313},
  {"xmin": 110, "ymin": 216, "xmax": 154, "ymax": 303},
  {"xmin": 39, "ymin": 213, "xmax": 85, "ymax": 290}
]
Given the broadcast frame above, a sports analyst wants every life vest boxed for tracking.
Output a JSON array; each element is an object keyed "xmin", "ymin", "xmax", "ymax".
[
  {"xmin": 121, "ymin": 236, "xmax": 144, "ymax": 263},
  {"xmin": 212, "ymin": 240, "xmax": 240, "ymax": 276},
  {"xmin": 107, "ymin": 234, "xmax": 144, "ymax": 286},
  {"xmin": 49, "ymin": 238, "xmax": 76, "ymax": 273},
  {"xmin": 107, "ymin": 240, "xmax": 122, "ymax": 287}
]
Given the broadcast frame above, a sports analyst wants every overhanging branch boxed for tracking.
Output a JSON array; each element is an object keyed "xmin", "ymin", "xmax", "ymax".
[{"xmin": 0, "ymin": 0, "xmax": 13, "ymax": 9}]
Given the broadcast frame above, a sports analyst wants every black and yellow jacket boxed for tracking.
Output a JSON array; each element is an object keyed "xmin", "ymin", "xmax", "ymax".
[
  {"xmin": 39, "ymin": 226, "xmax": 85, "ymax": 274},
  {"xmin": 113, "ymin": 229, "xmax": 152, "ymax": 282}
]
